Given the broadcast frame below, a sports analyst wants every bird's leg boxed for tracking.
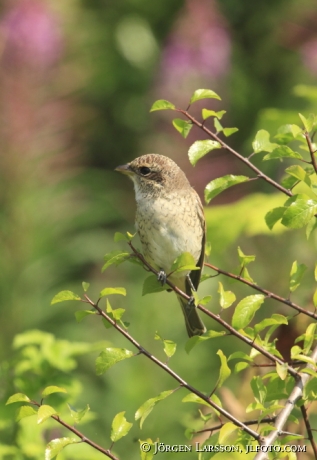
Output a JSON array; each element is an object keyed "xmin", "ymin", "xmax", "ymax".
[
  {"xmin": 186, "ymin": 274, "xmax": 196, "ymax": 312},
  {"xmin": 157, "ymin": 269, "xmax": 167, "ymax": 286}
]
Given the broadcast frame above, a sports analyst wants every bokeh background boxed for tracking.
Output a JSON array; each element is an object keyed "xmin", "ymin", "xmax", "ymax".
[{"xmin": 1, "ymin": 0, "xmax": 317, "ymax": 458}]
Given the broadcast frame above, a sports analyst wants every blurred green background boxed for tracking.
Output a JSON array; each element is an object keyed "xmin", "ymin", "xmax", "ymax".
[{"xmin": 1, "ymin": 0, "xmax": 317, "ymax": 458}]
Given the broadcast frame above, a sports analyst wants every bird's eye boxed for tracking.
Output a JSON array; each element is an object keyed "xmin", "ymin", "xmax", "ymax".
[{"xmin": 139, "ymin": 166, "xmax": 151, "ymax": 176}]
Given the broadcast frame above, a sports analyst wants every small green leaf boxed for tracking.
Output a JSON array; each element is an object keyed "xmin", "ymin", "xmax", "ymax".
[
  {"xmin": 202, "ymin": 109, "xmax": 226, "ymax": 120},
  {"xmin": 111, "ymin": 411, "xmax": 133, "ymax": 442},
  {"xmin": 285, "ymin": 165, "xmax": 311, "ymax": 187},
  {"xmin": 96, "ymin": 348, "xmax": 134, "ymax": 375},
  {"xmin": 82, "ymin": 282, "xmax": 90, "ymax": 292},
  {"xmin": 235, "ymin": 362, "xmax": 249, "ymax": 373},
  {"xmin": 276, "ymin": 362, "xmax": 288, "ymax": 380},
  {"xmin": 218, "ymin": 422, "xmax": 238, "ymax": 444},
  {"xmin": 232, "ymin": 295, "xmax": 265, "ymax": 330},
  {"xmin": 263, "ymin": 145, "xmax": 303, "ymax": 161},
  {"xmin": 182, "ymin": 393, "xmax": 211, "ymax": 408},
  {"xmin": 102, "ymin": 250, "xmax": 130, "ymax": 272},
  {"xmin": 303, "ymin": 323, "xmax": 317, "ymax": 353},
  {"xmin": 139, "ymin": 439, "xmax": 155, "ymax": 460},
  {"xmin": 214, "ymin": 117, "xmax": 223, "ymax": 133},
  {"xmin": 142, "ymin": 275, "xmax": 170, "ymax": 296},
  {"xmin": 205, "ymin": 175, "xmax": 249, "ymax": 203},
  {"xmin": 6, "ymin": 393, "xmax": 31, "ymax": 405},
  {"xmin": 237, "ymin": 246, "xmax": 255, "ymax": 266},
  {"xmin": 228, "ymin": 351, "xmax": 253, "ymax": 362},
  {"xmin": 185, "ymin": 330, "xmax": 226, "ymax": 354},
  {"xmin": 215, "ymin": 350, "xmax": 231, "ymax": 389},
  {"xmin": 68, "ymin": 404, "xmax": 90, "ymax": 423},
  {"xmin": 154, "ymin": 333, "xmax": 177, "ymax": 358},
  {"xmin": 114, "ymin": 231, "xmax": 135, "ymax": 242},
  {"xmin": 254, "ymin": 314, "xmax": 288, "ymax": 335},
  {"xmin": 171, "ymin": 252, "xmax": 199, "ymax": 274},
  {"xmin": 75, "ymin": 310, "xmax": 97, "ymax": 322},
  {"xmin": 313, "ymin": 288, "xmax": 317, "ymax": 307},
  {"xmin": 150, "ymin": 100, "xmax": 175, "ymax": 112},
  {"xmin": 45, "ymin": 437, "xmax": 78, "ymax": 460},
  {"xmin": 265, "ymin": 207, "xmax": 286, "ymax": 230},
  {"xmin": 299, "ymin": 112, "xmax": 317, "ymax": 132},
  {"xmin": 37, "ymin": 405, "xmax": 58, "ymax": 424},
  {"xmin": 41, "ymin": 386, "xmax": 67, "ymax": 397},
  {"xmin": 289, "ymin": 261, "xmax": 307, "ymax": 292},
  {"xmin": 282, "ymin": 195, "xmax": 317, "ymax": 229},
  {"xmin": 218, "ymin": 282, "xmax": 236, "ymax": 309},
  {"xmin": 315, "ymin": 263, "xmax": 317, "ymax": 282},
  {"xmin": 135, "ymin": 390, "xmax": 174, "ymax": 428},
  {"xmin": 51, "ymin": 291, "xmax": 81, "ymax": 305},
  {"xmin": 188, "ymin": 140, "xmax": 221, "ymax": 166},
  {"xmin": 99, "ymin": 287, "xmax": 126, "ymax": 298},
  {"xmin": 16, "ymin": 405, "xmax": 37, "ymax": 422},
  {"xmin": 223, "ymin": 127, "xmax": 239, "ymax": 137},
  {"xmin": 274, "ymin": 124, "xmax": 302, "ymax": 143},
  {"xmin": 252, "ymin": 130, "xmax": 278, "ymax": 153},
  {"xmin": 251, "ymin": 376, "xmax": 267, "ymax": 404},
  {"xmin": 190, "ymin": 89, "xmax": 221, "ymax": 104},
  {"xmin": 172, "ymin": 119, "xmax": 192, "ymax": 138},
  {"xmin": 198, "ymin": 295, "xmax": 212, "ymax": 306}
]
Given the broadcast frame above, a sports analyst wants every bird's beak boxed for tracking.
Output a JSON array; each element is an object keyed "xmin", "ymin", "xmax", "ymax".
[{"xmin": 115, "ymin": 163, "xmax": 134, "ymax": 176}]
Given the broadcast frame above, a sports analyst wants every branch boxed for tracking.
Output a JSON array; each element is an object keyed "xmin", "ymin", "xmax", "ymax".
[
  {"xmin": 176, "ymin": 108, "xmax": 293, "ymax": 197},
  {"xmin": 128, "ymin": 242, "xmax": 298, "ymax": 378},
  {"xmin": 195, "ymin": 416, "xmax": 276, "ymax": 435},
  {"xmin": 300, "ymin": 404, "xmax": 317, "ymax": 459},
  {"xmin": 254, "ymin": 344, "xmax": 317, "ymax": 460},
  {"xmin": 305, "ymin": 131, "xmax": 317, "ymax": 174},
  {"xmin": 83, "ymin": 294, "xmax": 261, "ymax": 440},
  {"xmin": 31, "ymin": 400, "xmax": 118, "ymax": 460},
  {"xmin": 204, "ymin": 262, "xmax": 317, "ymax": 320}
]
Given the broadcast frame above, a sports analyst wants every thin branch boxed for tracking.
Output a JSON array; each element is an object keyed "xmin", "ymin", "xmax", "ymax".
[
  {"xmin": 195, "ymin": 416, "xmax": 276, "ymax": 435},
  {"xmin": 31, "ymin": 400, "xmax": 118, "ymax": 459},
  {"xmin": 175, "ymin": 108, "xmax": 293, "ymax": 197},
  {"xmin": 204, "ymin": 262, "xmax": 317, "ymax": 321},
  {"xmin": 83, "ymin": 294, "xmax": 261, "ymax": 440},
  {"xmin": 128, "ymin": 242, "xmax": 298, "ymax": 378},
  {"xmin": 255, "ymin": 344, "xmax": 317, "ymax": 460},
  {"xmin": 300, "ymin": 404, "xmax": 317, "ymax": 459},
  {"xmin": 305, "ymin": 130, "xmax": 317, "ymax": 174}
]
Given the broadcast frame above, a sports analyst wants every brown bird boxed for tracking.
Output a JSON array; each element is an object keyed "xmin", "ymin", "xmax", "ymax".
[{"xmin": 115, "ymin": 154, "xmax": 206, "ymax": 337}]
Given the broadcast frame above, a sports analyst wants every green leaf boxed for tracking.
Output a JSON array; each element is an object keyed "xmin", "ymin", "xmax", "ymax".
[
  {"xmin": 99, "ymin": 287, "xmax": 126, "ymax": 298},
  {"xmin": 315, "ymin": 263, "xmax": 317, "ymax": 282},
  {"xmin": 265, "ymin": 207, "xmax": 286, "ymax": 230},
  {"xmin": 215, "ymin": 350, "xmax": 231, "ymax": 389},
  {"xmin": 6, "ymin": 393, "xmax": 31, "ymax": 405},
  {"xmin": 41, "ymin": 386, "xmax": 67, "ymax": 397},
  {"xmin": 51, "ymin": 291, "xmax": 81, "ymax": 305},
  {"xmin": 16, "ymin": 405, "xmax": 37, "ymax": 422},
  {"xmin": 285, "ymin": 165, "xmax": 311, "ymax": 187},
  {"xmin": 299, "ymin": 112, "xmax": 317, "ymax": 132},
  {"xmin": 190, "ymin": 89, "xmax": 221, "ymax": 104},
  {"xmin": 313, "ymin": 288, "xmax": 317, "ymax": 307},
  {"xmin": 163, "ymin": 340, "xmax": 177, "ymax": 358},
  {"xmin": 142, "ymin": 275, "xmax": 170, "ymax": 296},
  {"xmin": 82, "ymin": 281, "xmax": 90, "ymax": 292},
  {"xmin": 114, "ymin": 231, "xmax": 135, "ymax": 242},
  {"xmin": 228, "ymin": 351, "xmax": 253, "ymax": 362},
  {"xmin": 237, "ymin": 246, "xmax": 255, "ymax": 266},
  {"xmin": 218, "ymin": 422, "xmax": 238, "ymax": 444},
  {"xmin": 276, "ymin": 362, "xmax": 288, "ymax": 380},
  {"xmin": 45, "ymin": 437, "xmax": 78, "ymax": 460},
  {"xmin": 139, "ymin": 439, "xmax": 155, "ymax": 460},
  {"xmin": 135, "ymin": 390, "xmax": 174, "ymax": 428},
  {"xmin": 68, "ymin": 404, "xmax": 90, "ymax": 423},
  {"xmin": 172, "ymin": 119, "xmax": 192, "ymax": 138},
  {"xmin": 254, "ymin": 314, "xmax": 288, "ymax": 335},
  {"xmin": 96, "ymin": 348, "xmax": 134, "ymax": 375},
  {"xmin": 37, "ymin": 405, "xmax": 58, "ymax": 424},
  {"xmin": 202, "ymin": 109, "xmax": 226, "ymax": 120},
  {"xmin": 263, "ymin": 145, "xmax": 303, "ymax": 161},
  {"xmin": 289, "ymin": 261, "xmax": 307, "ymax": 292},
  {"xmin": 150, "ymin": 99, "xmax": 175, "ymax": 112},
  {"xmin": 182, "ymin": 393, "xmax": 211, "ymax": 408},
  {"xmin": 111, "ymin": 411, "xmax": 133, "ymax": 442},
  {"xmin": 185, "ymin": 330, "xmax": 226, "ymax": 354},
  {"xmin": 188, "ymin": 140, "xmax": 221, "ymax": 166},
  {"xmin": 251, "ymin": 376, "xmax": 267, "ymax": 404},
  {"xmin": 303, "ymin": 323, "xmax": 317, "ymax": 353},
  {"xmin": 223, "ymin": 127, "xmax": 239, "ymax": 137},
  {"xmin": 102, "ymin": 250, "xmax": 130, "ymax": 272},
  {"xmin": 171, "ymin": 252, "xmax": 200, "ymax": 274},
  {"xmin": 232, "ymin": 295, "xmax": 265, "ymax": 330},
  {"xmin": 252, "ymin": 130, "xmax": 278, "ymax": 153},
  {"xmin": 274, "ymin": 124, "xmax": 302, "ymax": 143},
  {"xmin": 75, "ymin": 309, "xmax": 97, "ymax": 322},
  {"xmin": 281, "ymin": 195, "xmax": 317, "ymax": 229},
  {"xmin": 205, "ymin": 175, "xmax": 249, "ymax": 203},
  {"xmin": 218, "ymin": 282, "xmax": 236, "ymax": 309}
]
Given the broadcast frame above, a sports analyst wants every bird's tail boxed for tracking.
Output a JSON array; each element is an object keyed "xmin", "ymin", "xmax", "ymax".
[{"xmin": 178, "ymin": 296, "xmax": 206, "ymax": 337}]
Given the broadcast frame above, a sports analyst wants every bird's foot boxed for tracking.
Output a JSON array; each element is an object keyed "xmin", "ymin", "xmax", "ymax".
[
  {"xmin": 185, "ymin": 296, "xmax": 196, "ymax": 313},
  {"xmin": 157, "ymin": 269, "xmax": 167, "ymax": 286}
]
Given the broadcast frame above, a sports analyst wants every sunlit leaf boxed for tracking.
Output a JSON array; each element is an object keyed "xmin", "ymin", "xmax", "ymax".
[
  {"xmin": 282, "ymin": 195, "xmax": 317, "ymax": 229},
  {"xmin": 185, "ymin": 330, "xmax": 226, "ymax": 354},
  {"xmin": 139, "ymin": 439, "xmax": 156, "ymax": 460},
  {"xmin": 205, "ymin": 175, "xmax": 249, "ymax": 203},
  {"xmin": 82, "ymin": 282, "xmax": 90, "ymax": 292},
  {"xmin": 172, "ymin": 119, "xmax": 192, "ymax": 138},
  {"xmin": 190, "ymin": 89, "xmax": 221, "ymax": 104},
  {"xmin": 102, "ymin": 250, "xmax": 130, "ymax": 271},
  {"xmin": 6, "ymin": 393, "xmax": 31, "ymax": 405},
  {"xmin": 135, "ymin": 390, "xmax": 174, "ymax": 428},
  {"xmin": 276, "ymin": 362, "xmax": 288, "ymax": 380},
  {"xmin": 37, "ymin": 405, "xmax": 58, "ymax": 424},
  {"xmin": 285, "ymin": 165, "xmax": 311, "ymax": 187},
  {"xmin": 303, "ymin": 323, "xmax": 317, "ymax": 354},
  {"xmin": 99, "ymin": 287, "xmax": 126, "ymax": 298},
  {"xmin": 16, "ymin": 405, "xmax": 37, "ymax": 422},
  {"xmin": 150, "ymin": 100, "xmax": 175, "ymax": 112},
  {"xmin": 202, "ymin": 109, "xmax": 226, "ymax": 120},
  {"xmin": 41, "ymin": 386, "xmax": 67, "ymax": 397},
  {"xmin": 251, "ymin": 376, "xmax": 267, "ymax": 404},
  {"xmin": 254, "ymin": 314, "xmax": 288, "ymax": 335},
  {"xmin": 142, "ymin": 275, "xmax": 170, "ymax": 296},
  {"xmin": 188, "ymin": 140, "xmax": 221, "ymax": 166},
  {"xmin": 45, "ymin": 437, "xmax": 78, "ymax": 460},
  {"xmin": 252, "ymin": 130, "xmax": 278, "ymax": 153},
  {"xmin": 171, "ymin": 252, "xmax": 199, "ymax": 274},
  {"xmin": 96, "ymin": 348, "xmax": 134, "ymax": 375},
  {"xmin": 51, "ymin": 291, "xmax": 81, "ymax": 305},
  {"xmin": 68, "ymin": 404, "xmax": 90, "ymax": 423},
  {"xmin": 218, "ymin": 282, "xmax": 236, "ymax": 309},
  {"xmin": 265, "ymin": 207, "xmax": 286, "ymax": 230},
  {"xmin": 111, "ymin": 411, "xmax": 133, "ymax": 442},
  {"xmin": 289, "ymin": 261, "xmax": 307, "ymax": 292},
  {"xmin": 237, "ymin": 246, "xmax": 255, "ymax": 266},
  {"xmin": 223, "ymin": 127, "xmax": 239, "ymax": 137},
  {"xmin": 182, "ymin": 393, "xmax": 211, "ymax": 408},
  {"xmin": 232, "ymin": 295, "xmax": 265, "ymax": 330},
  {"xmin": 263, "ymin": 145, "xmax": 303, "ymax": 161},
  {"xmin": 75, "ymin": 310, "xmax": 97, "ymax": 323},
  {"xmin": 218, "ymin": 422, "xmax": 238, "ymax": 444},
  {"xmin": 215, "ymin": 350, "xmax": 231, "ymax": 389}
]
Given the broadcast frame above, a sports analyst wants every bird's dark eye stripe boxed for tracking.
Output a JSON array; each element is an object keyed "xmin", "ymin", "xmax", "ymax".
[{"xmin": 139, "ymin": 166, "xmax": 151, "ymax": 176}]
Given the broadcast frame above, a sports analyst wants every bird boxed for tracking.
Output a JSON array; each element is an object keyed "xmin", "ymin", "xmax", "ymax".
[{"xmin": 115, "ymin": 153, "xmax": 206, "ymax": 337}]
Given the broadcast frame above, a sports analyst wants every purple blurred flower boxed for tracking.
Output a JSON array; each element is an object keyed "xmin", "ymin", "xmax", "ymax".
[{"xmin": 1, "ymin": 0, "xmax": 63, "ymax": 70}]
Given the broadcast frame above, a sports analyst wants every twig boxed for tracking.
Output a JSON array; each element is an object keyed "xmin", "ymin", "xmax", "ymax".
[
  {"xmin": 195, "ymin": 416, "xmax": 276, "ymax": 434},
  {"xmin": 31, "ymin": 400, "xmax": 118, "ymax": 459},
  {"xmin": 128, "ymin": 242, "xmax": 298, "ymax": 378},
  {"xmin": 204, "ymin": 262, "xmax": 317, "ymax": 320},
  {"xmin": 175, "ymin": 109, "xmax": 293, "ymax": 197},
  {"xmin": 83, "ymin": 294, "xmax": 261, "ymax": 440},
  {"xmin": 305, "ymin": 131, "xmax": 317, "ymax": 174},
  {"xmin": 300, "ymin": 404, "xmax": 317, "ymax": 459},
  {"xmin": 255, "ymin": 344, "xmax": 317, "ymax": 460}
]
